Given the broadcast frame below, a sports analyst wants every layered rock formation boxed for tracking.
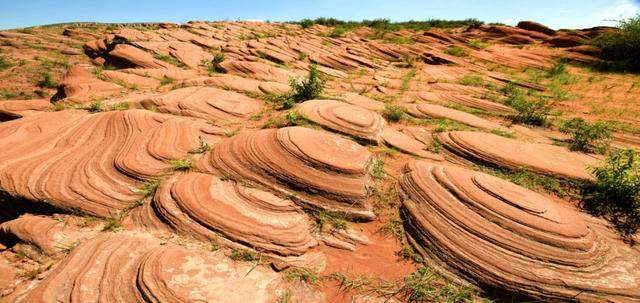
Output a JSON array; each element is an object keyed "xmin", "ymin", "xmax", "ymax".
[
  {"xmin": 400, "ymin": 161, "xmax": 640, "ymax": 301},
  {"xmin": 9, "ymin": 234, "xmax": 291, "ymax": 303},
  {"xmin": 198, "ymin": 126, "xmax": 375, "ymax": 219},
  {"xmin": 138, "ymin": 86, "xmax": 263, "ymax": 121},
  {"xmin": 0, "ymin": 110, "xmax": 225, "ymax": 217},
  {"xmin": 129, "ymin": 172, "xmax": 318, "ymax": 256},
  {"xmin": 405, "ymin": 103, "xmax": 504, "ymax": 130},
  {"xmin": 437, "ymin": 131, "xmax": 598, "ymax": 180}
]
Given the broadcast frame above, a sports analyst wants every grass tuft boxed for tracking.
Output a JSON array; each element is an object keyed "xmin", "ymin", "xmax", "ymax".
[{"xmin": 382, "ymin": 104, "xmax": 406, "ymax": 122}]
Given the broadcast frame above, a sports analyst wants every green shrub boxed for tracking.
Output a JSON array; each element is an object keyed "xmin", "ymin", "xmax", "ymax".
[
  {"xmin": 0, "ymin": 56, "xmax": 11, "ymax": 71},
  {"xmin": 37, "ymin": 72, "xmax": 57, "ymax": 88},
  {"xmin": 467, "ymin": 40, "xmax": 489, "ymax": 49},
  {"xmin": 328, "ymin": 27, "xmax": 346, "ymax": 38},
  {"xmin": 559, "ymin": 118, "xmax": 612, "ymax": 153},
  {"xmin": 458, "ymin": 75, "xmax": 483, "ymax": 86},
  {"xmin": 371, "ymin": 158, "xmax": 386, "ymax": 179},
  {"xmin": 299, "ymin": 18, "xmax": 314, "ymax": 29},
  {"xmin": 443, "ymin": 46, "xmax": 469, "ymax": 57},
  {"xmin": 504, "ymin": 87, "xmax": 551, "ymax": 126},
  {"xmin": 290, "ymin": 64, "xmax": 325, "ymax": 102},
  {"xmin": 206, "ymin": 53, "xmax": 225, "ymax": 73},
  {"xmin": 382, "ymin": 104, "xmax": 406, "ymax": 122},
  {"xmin": 592, "ymin": 15, "xmax": 640, "ymax": 72},
  {"xmin": 582, "ymin": 149, "xmax": 640, "ymax": 239}
]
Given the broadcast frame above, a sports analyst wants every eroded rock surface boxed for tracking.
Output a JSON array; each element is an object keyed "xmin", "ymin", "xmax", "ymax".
[
  {"xmin": 198, "ymin": 126, "xmax": 375, "ymax": 219},
  {"xmin": 400, "ymin": 161, "xmax": 640, "ymax": 301},
  {"xmin": 0, "ymin": 110, "xmax": 224, "ymax": 217},
  {"xmin": 438, "ymin": 131, "xmax": 598, "ymax": 180}
]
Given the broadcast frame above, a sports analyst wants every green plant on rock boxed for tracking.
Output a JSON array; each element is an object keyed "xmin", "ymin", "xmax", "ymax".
[
  {"xmin": 206, "ymin": 53, "xmax": 226, "ymax": 73},
  {"xmin": 559, "ymin": 118, "xmax": 612, "ymax": 154},
  {"xmin": 0, "ymin": 55, "xmax": 12, "ymax": 71},
  {"xmin": 290, "ymin": 64, "xmax": 325, "ymax": 102},
  {"xmin": 443, "ymin": 46, "xmax": 469, "ymax": 57},
  {"xmin": 582, "ymin": 149, "xmax": 640, "ymax": 240},
  {"xmin": 310, "ymin": 209, "xmax": 347, "ymax": 232},
  {"xmin": 371, "ymin": 158, "xmax": 386, "ymax": 180},
  {"xmin": 37, "ymin": 72, "xmax": 57, "ymax": 88},
  {"xmin": 459, "ymin": 75, "xmax": 483, "ymax": 86},
  {"xmin": 504, "ymin": 87, "xmax": 551, "ymax": 126},
  {"xmin": 168, "ymin": 159, "xmax": 194, "ymax": 171},
  {"xmin": 382, "ymin": 104, "xmax": 406, "ymax": 122}
]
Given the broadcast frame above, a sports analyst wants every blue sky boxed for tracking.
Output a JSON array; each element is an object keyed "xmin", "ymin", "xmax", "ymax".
[{"xmin": 0, "ymin": 0, "xmax": 638, "ymax": 30}]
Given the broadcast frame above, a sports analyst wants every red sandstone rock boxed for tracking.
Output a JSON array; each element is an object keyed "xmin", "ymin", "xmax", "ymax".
[
  {"xmin": 516, "ymin": 21, "xmax": 556, "ymax": 36},
  {"xmin": 405, "ymin": 103, "xmax": 504, "ymax": 130},
  {"xmin": 437, "ymin": 131, "xmax": 599, "ymax": 180},
  {"xmin": 139, "ymin": 86, "xmax": 263, "ymax": 121},
  {"xmin": 136, "ymin": 172, "xmax": 318, "ymax": 256},
  {"xmin": 296, "ymin": 99, "xmax": 387, "ymax": 142},
  {"xmin": 198, "ymin": 127, "xmax": 375, "ymax": 219},
  {"xmin": 108, "ymin": 44, "xmax": 174, "ymax": 69},
  {"xmin": 545, "ymin": 34, "xmax": 583, "ymax": 47},
  {"xmin": 0, "ymin": 99, "xmax": 51, "ymax": 121},
  {"xmin": 0, "ymin": 110, "xmax": 225, "ymax": 217},
  {"xmin": 400, "ymin": 161, "xmax": 640, "ymax": 301},
  {"xmin": 56, "ymin": 65, "xmax": 123, "ymax": 103}
]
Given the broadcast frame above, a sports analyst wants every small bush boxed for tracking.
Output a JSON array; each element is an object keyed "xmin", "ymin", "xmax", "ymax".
[
  {"xmin": 310, "ymin": 209, "xmax": 347, "ymax": 231},
  {"xmin": 582, "ymin": 149, "xmax": 640, "ymax": 239},
  {"xmin": 467, "ymin": 40, "xmax": 489, "ymax": 49},
  {"xmin": 546, "ymin": 62, "xmax": 567, "ymax": 78},
  {"xmin": 206, "ymin": 53, "xmax": 226, "ymax": 73},
  {"xmin": 458, "ymin": 75, "xmax": 483, "ymax": 86},
  {"xmin": 37, "ymin": 72, "xmax": 57, "ymax": 88},
  {"xmin": 382, "ymin": 104, "xmax": 406, "ymax": 122},
  {"xmin": 591, "ymin": 15, "xmax": 640, "ymax": 72},
  {"xmin": 443, "ymin": 46, "xmax": 469, "ymax": 57},
  {"xmin": 504, "ymin": 87, "xmax": 551, "ymax": 126},
  {"xmin": 559, "ymin": 118, "xmax": 612, "ymax": 153},
  {"xmin": 86, "ymin": 100, "xmax": 104, "ymax": 112},
  {"xmin": 283, "ymin": 267, "xmax": 320, "ymax": 284},
  {"xmin": 371, "ymin": 158, "xmax": 386, "ymax": 180},
  {"xmin": 0, "ymin": 55, "xmax": 11, "ymax": 71},
  {"xmin": 229, "ymin": 248, "xmax": 260, "ymax": 262},
  {"xmin": 290, "ymin": 64, "xmax": 325, "ymax": 102},
  {"xmin": 153, "ymin": 53, "xmax": 185, "ymax": 67},
  {"xmin": 299, "ymin": 18, "xmax": 314, "ymax": 29},
  {"xmin": 399, "ymin": 268, "xmax": 475, "ymax": 302},
  {"xmin": 328, "ymin": 27, "xmax": 346, "ymax": 38}
]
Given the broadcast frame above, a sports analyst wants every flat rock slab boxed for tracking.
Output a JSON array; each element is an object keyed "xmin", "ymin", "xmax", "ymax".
[
  {"xmin": 438, "ymin": 131, "xmax": 599, "ymax": 180},
  {"xmin": 406, "ymin": 103, "xmax": 504, "ymax": 131}
]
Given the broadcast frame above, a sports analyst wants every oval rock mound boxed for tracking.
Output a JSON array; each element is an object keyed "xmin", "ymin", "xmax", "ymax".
[
  {"xmin": 198, "ymin": 126, "xmax": 375, "ymax": 219},
  {"xmin": 399, "ymin": 161, "xmax": 640, "ymax": 301},
  {"xmin": 437, "ymin": 131, "xmax": 598, "ymax": 180}
]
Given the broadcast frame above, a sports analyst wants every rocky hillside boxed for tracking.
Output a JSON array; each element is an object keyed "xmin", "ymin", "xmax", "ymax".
[{"xmin": 0, "ymin": 20, "xmax": 639, "ymax": 302}]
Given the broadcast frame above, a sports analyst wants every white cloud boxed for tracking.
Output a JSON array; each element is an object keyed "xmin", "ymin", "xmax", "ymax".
[{"xmin": 594, "ymin": 0, "xmax": 639, "ymax": 24}]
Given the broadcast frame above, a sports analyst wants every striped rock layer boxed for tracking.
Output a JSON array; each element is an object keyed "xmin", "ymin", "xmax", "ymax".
[
  {"xmin": 0, "ymin": 110, "xmax": 225, "ymax": 217},
  {"xmin": 9, "ymin": 234, "xmax": 286, "ymax": 303},
  {"xmin": 437, "ymin": 131, "xmax": 599, "ymax": 180},
  {"xmin": 128, "ymin": 172, "xmax": 318, "ymax": 257},
  {"xmin": 198, "ymin": 126, "xmax": 375, "ymax": 219},
  {"xmin": 399, "ymin": 161, "xmax": 640, "ymax": 302}
]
